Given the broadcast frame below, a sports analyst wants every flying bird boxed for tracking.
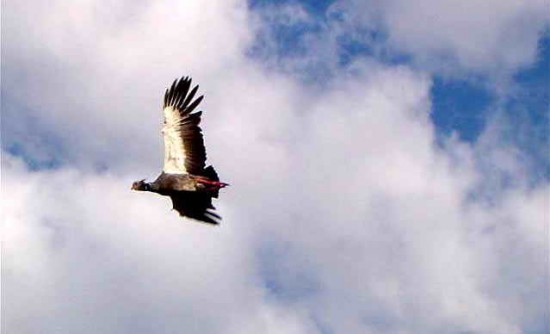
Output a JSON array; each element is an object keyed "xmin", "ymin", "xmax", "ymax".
[{"xmin": 132, "ymin": 76, "xmax": 228, "ymax": 225}]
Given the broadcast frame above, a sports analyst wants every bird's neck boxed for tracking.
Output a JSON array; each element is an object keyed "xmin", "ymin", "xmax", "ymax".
[{"xmin": 145, "ymin": 182, "xmax": 161, "ymax": 193}]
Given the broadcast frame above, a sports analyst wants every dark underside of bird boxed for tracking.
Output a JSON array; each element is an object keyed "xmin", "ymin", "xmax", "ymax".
[{"xmin": 131, "ymin": 76, "xmax": 228, "ymax": 225}]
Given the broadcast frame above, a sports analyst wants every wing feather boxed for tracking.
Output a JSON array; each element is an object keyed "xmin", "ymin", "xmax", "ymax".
[
  {"xmin": 162, "ymin": 77, "xmax": 207, "ymax": 175},
  {"xmin": 170, "ymin": 191, "xmax": 220, "ymax": 225},
  {"xmin": 182, "ymin": 85, "xmax": 199, "ymax": 109},
  {"xmin": 185, "ymin": 95, "xmax": 204, "ymax": 114}
]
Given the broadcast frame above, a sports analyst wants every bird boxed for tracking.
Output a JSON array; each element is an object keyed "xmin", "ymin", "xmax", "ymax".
[{"xmin": 131, "ymin": 76, "xmax": 228, "ymax": 225}]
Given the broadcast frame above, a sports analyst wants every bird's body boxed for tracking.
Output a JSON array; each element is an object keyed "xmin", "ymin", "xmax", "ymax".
[
  {"xmin": 152, "ymin": 173, "xmax": 200, "ymax": 193},
  {"xmin": 147, "ymin": 167, "xmax": 223, "ymax": 195},
  {"xmin": 132, "ymin": 76, "xmax": 227, "ymax": 225}
]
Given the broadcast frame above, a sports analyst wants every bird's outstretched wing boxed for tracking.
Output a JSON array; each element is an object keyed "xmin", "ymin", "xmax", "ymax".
[
  {"xmin": 169, "ymin": 191, "xmax": 221, "ymax": 225},
  {"xmin": 162, "ymin": 77, "xmax": 206, "ymax": 175}
]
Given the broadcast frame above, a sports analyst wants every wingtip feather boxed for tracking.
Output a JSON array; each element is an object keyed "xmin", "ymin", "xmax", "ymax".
[{"xmin": 163, "ymin": 76, "xmax": 203, "ymax": 113}]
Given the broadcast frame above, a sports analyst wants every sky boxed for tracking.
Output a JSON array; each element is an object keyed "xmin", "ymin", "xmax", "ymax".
[{"xmin": 1, "ymin": 1, "xmax": 548, "ymax": 333}]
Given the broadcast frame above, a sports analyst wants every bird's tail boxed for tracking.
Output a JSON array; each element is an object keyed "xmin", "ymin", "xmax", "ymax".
[
  {"xmin": 203, "ymin": 165, "xmax": 219, "ymax": 181},
  {"xmin": 202, "ymin": 165, "xmax": 227, "ymax": 198}
]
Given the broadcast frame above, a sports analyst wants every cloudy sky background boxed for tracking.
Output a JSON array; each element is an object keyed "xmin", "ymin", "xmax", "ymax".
[{"xmin": 2, "ymin": 1, "xmax": 548, "ymax": 333}]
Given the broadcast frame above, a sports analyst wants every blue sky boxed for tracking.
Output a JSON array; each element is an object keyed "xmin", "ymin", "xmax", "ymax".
[
  {"xmin": 3, "ymin": 1, "xmax": 549, "ymax": 334},
  {"xmin": 250, "ymin": 0, "xmax": 548, "ymax": 150}
]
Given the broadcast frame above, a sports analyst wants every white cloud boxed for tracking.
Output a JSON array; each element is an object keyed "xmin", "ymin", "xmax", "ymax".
[
  {"xmin": 335, "ymin": 0, "xmax": 549, "ymax": 77},
  {"xmin": 2, "ymin": 0, "xmax": 253, "ymax": 171},
  {"xmin": 2, "ymin": 1, "xmax": 548, "ymax": 334},
  {"xmin": 2, "ymin": 154, "xmax": 321, "ymax": 334}
]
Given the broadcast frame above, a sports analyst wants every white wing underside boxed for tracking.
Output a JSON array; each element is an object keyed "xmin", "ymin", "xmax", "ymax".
[{"xmin": 162, "ymin": 106, "xmax": 187, "ymax": 174}]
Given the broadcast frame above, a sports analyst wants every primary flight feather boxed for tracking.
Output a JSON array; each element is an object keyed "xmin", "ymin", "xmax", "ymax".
[{"xmin": 132, "ymin": 76, "xmax": 228, "ymax": 225}]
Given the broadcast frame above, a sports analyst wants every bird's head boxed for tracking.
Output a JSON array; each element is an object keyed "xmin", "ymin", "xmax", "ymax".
[{"xmin": 131, "ymin": 179, "xmax": 149, "ymax": 191}]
